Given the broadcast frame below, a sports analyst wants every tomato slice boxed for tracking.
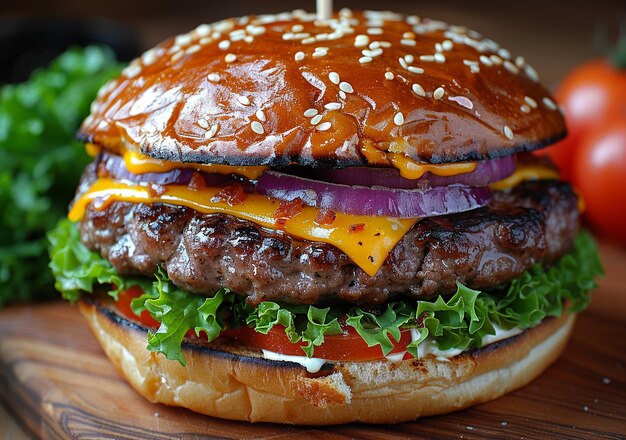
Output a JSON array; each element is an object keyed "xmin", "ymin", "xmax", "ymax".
[
  {"xmin": 116, "ymin": 286, "xmax": 160, "ymax": 329},
  {"xmin": 226, "ymin": 324, "xmax": 412, "ymax": 361},
  {"xmin": 115, "ymin": 287, "xmax": 412, "ymax": 361}
]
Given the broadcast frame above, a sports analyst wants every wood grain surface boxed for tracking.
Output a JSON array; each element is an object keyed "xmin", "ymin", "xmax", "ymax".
[{"xmin": 0, "ymin": 242, "xmax": 624, "ymax": 440}]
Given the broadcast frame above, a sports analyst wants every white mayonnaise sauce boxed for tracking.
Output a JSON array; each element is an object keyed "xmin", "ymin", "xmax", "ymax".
[{"xmin": 260, "ymin": 324, "xmax": 524, "ymax": 373}]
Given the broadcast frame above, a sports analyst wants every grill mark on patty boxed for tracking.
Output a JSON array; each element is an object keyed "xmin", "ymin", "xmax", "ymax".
[{"xmin": 77, "ymin": 174, "xmax": 580, "ymax": 306}]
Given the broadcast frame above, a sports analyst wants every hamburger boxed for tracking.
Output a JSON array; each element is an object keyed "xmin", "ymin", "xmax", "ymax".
[{"xmin": 48, "ymin": 9, "xmax": 602, "ymax": 424}]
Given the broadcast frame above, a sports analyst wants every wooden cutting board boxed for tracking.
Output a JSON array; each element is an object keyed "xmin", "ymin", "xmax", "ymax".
[{"xmin": 0, "ymin": 243, "xmax": 625, "ymax": 439}]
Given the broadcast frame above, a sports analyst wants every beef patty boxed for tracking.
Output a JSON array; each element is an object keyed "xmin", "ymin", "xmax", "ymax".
[{"xmin": 77, "ymin": 172, "xmax": 580, "ymax": 306}]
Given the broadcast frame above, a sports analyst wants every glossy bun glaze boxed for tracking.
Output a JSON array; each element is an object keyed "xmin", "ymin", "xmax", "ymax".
[{"xmin": 79, "ymin": 9, "xmax": 565, "ymax": 167}]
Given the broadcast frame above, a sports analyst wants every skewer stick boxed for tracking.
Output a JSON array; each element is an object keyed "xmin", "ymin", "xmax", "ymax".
[{"xmin": 316, "ymin": 0, "xmax": 332, "ymax": 21}]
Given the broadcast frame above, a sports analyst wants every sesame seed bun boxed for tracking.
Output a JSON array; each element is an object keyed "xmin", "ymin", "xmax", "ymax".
[
  {"xmin": 78, "ymin": 10, "xmax": 565, "ymax": 167},
  {"xmin": 79, "ymin": 296, "xmax": 575, "ymax": 425}
]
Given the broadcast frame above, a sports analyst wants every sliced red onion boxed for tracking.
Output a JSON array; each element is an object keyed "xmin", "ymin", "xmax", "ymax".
[
  {"xmin": 256, "ymin": 172, "xmax": 492, "ymax": 218},
  {"xmin": 310, "ymin": 156, "xmax": 516, "ymax": 189},
  {"xmin": 98, "ymin": 152, "xmax": 236, "ymax": 187}
]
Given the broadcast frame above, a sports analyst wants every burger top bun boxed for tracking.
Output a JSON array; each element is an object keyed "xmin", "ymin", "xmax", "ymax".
[{"xmin": 79, "ymin": 9, "xmax": 565, "ymax": 167}]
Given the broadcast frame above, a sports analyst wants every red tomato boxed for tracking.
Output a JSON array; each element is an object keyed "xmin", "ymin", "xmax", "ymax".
[
  {"xmin": 227, "ymin": 324, "xmax": 412, "ymax": 361},
  {"xmin": 115, "ymin": 286, "xmax": 412, "ymax": 361},
  {"xmin": 573, "ymin": 116, "xmax": 626, "ymax": 246},
  {"xmin": 116, "ymin": 286, "xmax": 160, "ymax": 328},
  {"xmin": 537, "ymin": 59, "xmax": 626, "ymax": 179}
]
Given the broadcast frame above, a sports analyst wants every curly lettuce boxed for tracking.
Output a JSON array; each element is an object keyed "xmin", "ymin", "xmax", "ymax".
[{"xmin": 49, "ymin": 219, "xmax": 602, "ymax": 364}]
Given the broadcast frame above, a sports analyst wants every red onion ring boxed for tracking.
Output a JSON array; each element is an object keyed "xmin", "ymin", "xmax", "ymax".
[
  {"xmin": 98, "ymin": 152, "xmax": 237, "ymax": 187},
  {"xmin": 256, "ymin": 171, "xmax": 492, "ymax": 218},
  {"xmin": 309, "ymin": 156, "xmax": 516, "ymax": 189}
]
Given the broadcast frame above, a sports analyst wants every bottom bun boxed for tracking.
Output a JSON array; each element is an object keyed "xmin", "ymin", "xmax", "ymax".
[{"xmin": 79, "ymin": 298, "xmax": 575, "ymax": 425}]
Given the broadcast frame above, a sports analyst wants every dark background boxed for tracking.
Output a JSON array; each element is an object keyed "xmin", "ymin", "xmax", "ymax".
[{"xmin": 2, "ymin": 0, "xmax": 626, "ymax": 85}]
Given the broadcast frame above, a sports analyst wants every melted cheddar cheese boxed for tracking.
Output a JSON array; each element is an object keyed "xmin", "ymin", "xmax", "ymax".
[
  {"xmin": 489, "ymin": 164, "xmax": 559, "ymax": 190},
  {"xmin": 86, "ymin": 144, "xmax": 268, "ymax": 180},
  {"xmin": 358, "ymin": 142, "xmax": 477, "ymax": 179},
  {"xmin": 69, "ymin": 179, "xmax": 417, "ymax": 276}
]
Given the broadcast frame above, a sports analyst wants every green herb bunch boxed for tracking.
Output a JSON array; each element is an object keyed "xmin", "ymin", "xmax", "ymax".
[{"xmin": 0, "ymin": 46, "xmax": 123, "ymax": 305}]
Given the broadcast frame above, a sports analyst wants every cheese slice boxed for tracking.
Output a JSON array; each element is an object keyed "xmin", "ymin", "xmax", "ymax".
[
  {"xmin": 489, "ymin": 164, "xmax": 559, "ymax": 190},
  {"xmin": 122, "ymin": 150, "xmax": 269, "ymax": 180},
  {"xmin": 69, "ymin": 178, "xmax": 417, "ymax": 276}
]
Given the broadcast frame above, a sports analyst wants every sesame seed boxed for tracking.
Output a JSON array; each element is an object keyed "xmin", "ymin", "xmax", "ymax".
[
  {"xmin": 141, "ymin": 49, "xmax": 157, "ymax": 66},
  {"xmin": 218, "ymin": 40, "xmax": 231, "ymax": 50},
  {"xmin": 479, "ymin": 55, "xmax": 493, "ymax": 66},
  {"xmin": 207, "ymin": 73, "xmax": 221, "ymax": 82},
  {"xmin": 515, "ymin": 56, "xmax": 526, "ymax": 68},
  {"xmin": 525, "ymin": 65, "xmax": 540, "ymax": 82},
  {"xmin": 225, "ymin": 53, "xmax": 237, "ymax": 63},
  {"xmin": 355, "ymin": 34, "xmax": 370, "ymax": 47},
  {"xmin": 369, "ymin": 41, "xmax": 381, "ymax": 49},
  {"xmin": 339, "ymin": 90, "xmax": 347, "ymax": 99},
  {"xmin": 205, "ymin": 124, "xmax": 219, "ymax": 139},
  {"xmin": 256, "ymin": 109, "xmax": 266, "ymax": 121},
  {"xmin": 359, "ymin": 56, "xmax": 373, "ymax": 64},
  {"xmin": 171, "ymin": 51, "xmax": 183, "ymax": 62},
  {"xmin": 175, "ymin": 33, "xmax": 193, "ymax": 46},
  {"xmin": 404, "ymin": 54, "xmax": 415, "ymax": 64},
  {"xmin": 434, "ymin": 87, "xmax": 445, "ymax": 100},
  {"xmin": 294, "ymin": 51, "xmax": 305, "ymax": 61},
  {"xmin": 317, "ymin": 121, "xmax": 332, "ymax": 131},
  {"xmin": 379, "ymin": 41, "xmax": 392, "ymax": 48},
  {"xmin": 123, "ymin": 64, "xmax": 142, "ymax": 78},
  {"xmin": 339, "ymin": 82, "xmax": 354, "ymax": 93},
  {"xmin": 401, "ymin": 39, "xmax": 416, "ymax": 46},
  {"xmin": 244, "ymin": 36, "xmax": 254, "ymax": 43},
  {"xmin": 304, "ymin": 108, "xmax": 319, "ymax": 117},
  {"xmin": 434, "ymin": 53, "xmax": 446, "ymax": 63},
  {"xmin": 367, "ymin": 28, "xmax": 383, "ymax": 35},
  {"xmin": 195, "ymin": 24, "xmax": 211, "ymax": 38},
  {"xmin": 524, "ymin": 96, "xmax": 538, "ymax": 108},
  {"xmin": 490, "ymin": 55, "xmax": 503, "ymax": 65},
  {"xmin": 471, "ymin": 65, "xmax": 480, "ymax": 73},
  {"xmin": 420, "ymin": 55, "xmax": 435, "ymax": 62},
  {"xmin": 199, "ymin": 37, "xmax": 212, "ymax": 45},
  {"xmin": 504, "ymin": 126, "xmax": 514, "ymax": 139},
  {"xmin": 291, "ymin": 24, "xmax": 304, "ymax": 32},
  {"xmin": 237, "ymin": 95, "xmax": 251, "ymax": 106},
  {"xmin": 399, "ymin": 57, "xmax": 409, "ymax": 69},
  {"xmin": 498, "ymin": 48, "xmax": 511, "ymax": 60},
  {"xmin": 197, "ymin": 118, "xmax": 209, "ymax": 129},
  {"xmin": 282, "ymin": 32, "xmax": 294, "ymax": 41},
  {"xmin": 412, "ymin": 83, "xmax": 426, "ymax": 97},
  {"xmin": 324, "ymin": 102, "xmax": 342, "ymax": 110},
  {"xmin": 543, "ymin": 97, "xmax": 558, "ymax": 110},
  {"xmin": 520, "ymin": 104, "xmax": 531, "ymax": 113},
  {"xmin": 329, "ymin": 72, "xmax": 340, "ymax": 84},
  {"xmin": 435, "ymin": 43, "xmax": 443, "ymax": 52},
  {"xmin": 463, "ymin": 59, "xmax": 478, "ymax": 66},
  {"xmin": 503, "ymin": 60, "xmax": 519, "ymax": 74},
  {"xmin": 403, "ymin": 31, "xmax": 415, "ymax": 39},
  {"xmin": 302, "ymin": 37, "xmax": 316, "ymax": 44},
  {"xmin": 394, "ymin": 112, "xmax": 404, "ymax": 126},
  {"xmin": 327, "ymin": 31, "xmax": 343, "ymax": 40},
  {"xmin": 293, "ymin": 33, "xmax": 311, "ymax": 40},
  {"xmin": 310, "ymin": 114, "xmax": 323, "ymax": 125},
  {"xmin": 362, "ymin": 48, "xmax": 383, "ymax": 57},
  {"xmin": 385, "ymin": 72, "xmax": 395, "ymax": 80},
  {"xmin": 442, "ymin": 40, "xmax": 454, "ymax": 51},
  {"xmin": 251, "ymin": 121, "xmax": 264, "ymax": 134},
  {"xmin": 408, "ymin": 66, "xmax": 425, "ymax": 74}
]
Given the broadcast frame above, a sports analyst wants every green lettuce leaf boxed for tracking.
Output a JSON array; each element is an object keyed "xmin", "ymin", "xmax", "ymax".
[{"xmin": 49, "ymin": 219, "xmax": 602, "ymax": 364}]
